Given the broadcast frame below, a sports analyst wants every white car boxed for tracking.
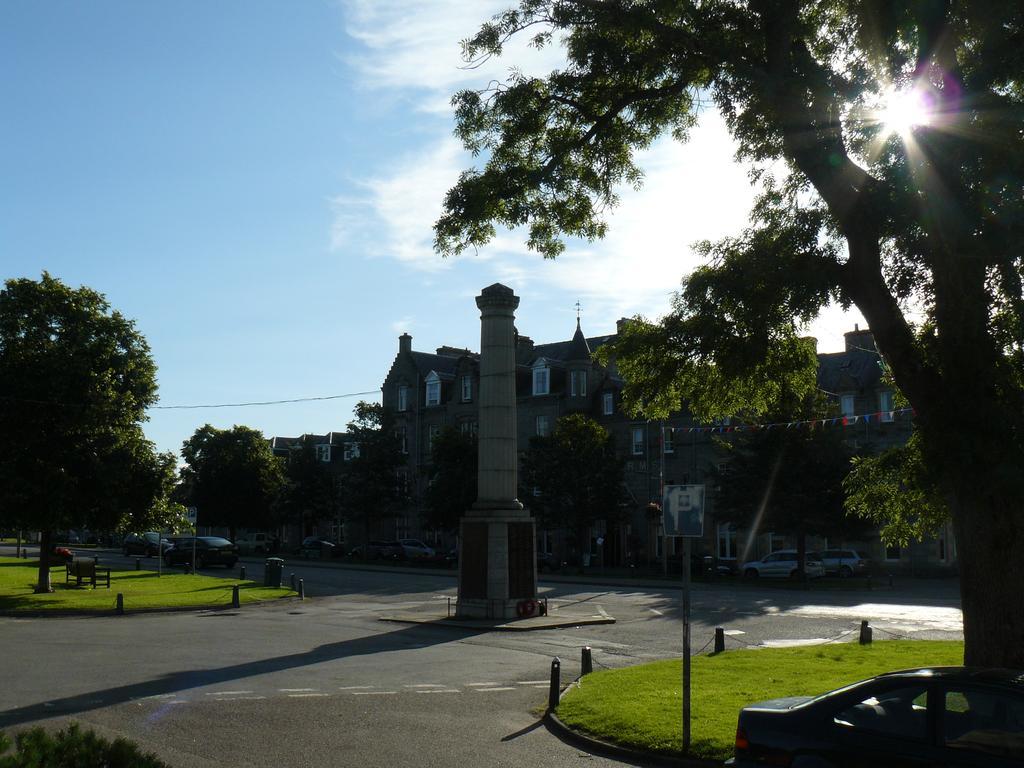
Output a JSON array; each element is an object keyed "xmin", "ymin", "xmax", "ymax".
[
  {"xmin": 741, "ymin": 550, "xmax": 825, "ymax": 579},
  {"xmin": 398, "ymin": 538, "xmax": 435, "ymax": 559}
]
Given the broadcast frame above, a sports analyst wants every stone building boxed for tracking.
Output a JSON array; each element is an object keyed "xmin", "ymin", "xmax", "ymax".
[{"xmin": 380, "ymin": 317, "xmax": 957, "ymax": 576}]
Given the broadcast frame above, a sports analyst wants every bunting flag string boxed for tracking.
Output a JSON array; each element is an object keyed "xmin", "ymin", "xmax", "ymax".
[{"xmin": 680, "ymin": 407, "xmax": 915, "ymax": 435}]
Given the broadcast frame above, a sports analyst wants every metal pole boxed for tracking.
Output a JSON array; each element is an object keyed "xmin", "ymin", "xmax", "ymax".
[{"xmin": 682, "ymin": 535, "xmax": 692, "ymax": 753}]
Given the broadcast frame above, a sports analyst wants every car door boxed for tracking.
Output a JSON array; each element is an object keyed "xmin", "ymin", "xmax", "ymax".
[
  {"xmin": 760, "ymin": 553, "xmax": 783, "ymax": 577},
  {"xmin": 937, "ymin": 685, "xmax": 1024, "ymax": 766},
  {"xmin": 815, "ymin": 682, "xmax": 948, "ymax": 767}
]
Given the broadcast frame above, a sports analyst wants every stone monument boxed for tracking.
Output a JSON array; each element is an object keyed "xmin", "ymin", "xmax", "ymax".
[{"xmin": 457, "ymin": 283, "xmax": 537, "ymax": 618}]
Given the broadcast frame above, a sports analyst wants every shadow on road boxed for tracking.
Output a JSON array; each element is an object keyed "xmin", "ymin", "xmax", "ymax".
[{"xmin": 0, "ymin": 620, "xmax": 482, "ymax": 728}]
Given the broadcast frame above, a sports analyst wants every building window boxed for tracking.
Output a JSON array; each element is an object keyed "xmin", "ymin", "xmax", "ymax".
[
  {"xmin": 459, "ymin": 420, "xmax": 477, "ymax": 436},
  {"xmin": 885, "ymin": 543, "xmax": 902, "ymax": 561},
  {"xmin": 397, "ymin": 427, "xmax": 407, "ymax": 454},
  {"xmin": 879, "ymin": 390, "xmax": 894, "ymax": 422},
  {"xmin": 461, "ymin": 374, "xmax": 472, "ymax": 402},
  {"xmin": 768, "ymin": 532, "xmax": 785, "ymax": 552},
  {"xmin": 532, "ymin": 365, "xmax": 550, "ymax": 395},
  {"xmin": 428, "ymin": 424, "xmax": 440, "ymax": 448},
  {"xmin": 663, "ymin": 427, "xmax": 675, "ymax": 454},
  {"xmin": 840, "ymin": 394, "xmax": 856, "ymax": 417},
  {"xmin": 632, "ymin": 426, "xmax": 644, "ymax": 455},
  {"xmin": 602, "ymin": 391, "xmax": 613, "ymax": 415},
  {"xmin": 717, "ymin": 523, "xmax": 737, "ymax": 559},
  {"xmin": 398, "ymin": 384, "xmax": 409, "ymax": 412},
  {"xmin": 536, "ymin": 415, "xmax": 550, "ymax": 437},
  {"xmin": 315, "ymin": 445, "xmax": 331, "ymax": 463},
  {"xmin": 425, "ymin": 371, "xmax": 441, "ymax": 406},
  {"xmin": 570, "ymin": 370, "xmax": 587, "ymax": 397},
  {"xmin": 343, "ymin": 442, "xmax": 360, "ymax": 461}
]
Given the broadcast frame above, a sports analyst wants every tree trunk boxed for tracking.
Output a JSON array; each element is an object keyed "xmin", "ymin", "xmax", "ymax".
[
  {"xmin": 952, "ymin": 492, "xmax": 1024, "ymax": 668},
  {"xmin": 35, "ymin": 529, "xmax": 53, "ymax": 593}
]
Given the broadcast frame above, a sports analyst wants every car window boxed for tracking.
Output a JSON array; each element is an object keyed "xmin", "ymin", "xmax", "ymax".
[
  {"xmin": 764, "ymin": 554, "xmax": 780, "ymax": 562},
  {"xmin": 833, "ymin": 686, "xmax": 929, "ymax": 741},
  {"xmin": 944, "ymin": 688, "xmax": 1024, "ymax": 758},
  {"xmin": 202, "ymin": 537, "xmax": 232, "ymax": 546}
]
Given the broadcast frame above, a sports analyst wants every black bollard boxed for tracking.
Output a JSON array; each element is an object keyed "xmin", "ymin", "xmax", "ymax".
[
  {"xmin": 232, "ymin": 585, "xmax": 240, "ymax": 608},
  {"xmin": 116, "ymin": 593, "xmax": 124, "ymax": 615},
  {"xmin": 888, "ymin": 574, "xmax": 894, "ymax": 589},
  {"xmin": 714, "ymin": 627, "xmax": 726, "ymax": 654},
  {"xmin": 135, "ymin": 558, "xmax": 141, "ymax": 571},
  {"xmin": 299, "ymin": 578, "xmax": 305, "ymax": 600},
  {"xmin": 290, "ymin": 573, "xmax": 296, "ymax": 591},
  {"xmin": 859, "ymin": 620, "xmax": 872, "ymax": 645},
  {"xmin": 581, "ymin": 646, "xmax": 593, "ymax": 675},
  {"xmin": 239, "ymin": 565, "xmax": 246, "ymax": 581},
  {"xmin": 548, "ymin": 657, "xmax": 561, "ymax": 712}
]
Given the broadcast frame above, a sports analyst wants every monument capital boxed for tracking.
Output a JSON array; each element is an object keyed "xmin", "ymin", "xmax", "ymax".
[{"xmin": 476, "ymin": 283, "xmax": 520, "ymax": 312}]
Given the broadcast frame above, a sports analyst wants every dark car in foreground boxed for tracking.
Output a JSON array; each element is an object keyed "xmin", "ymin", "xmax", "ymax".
[
  {"xmin": 162, "ymin": 537, "xmax": 239, "ymax": 569},
  {"xmin": 730, "ymin": 667, "xmax": 1024, "ymax": 767}
]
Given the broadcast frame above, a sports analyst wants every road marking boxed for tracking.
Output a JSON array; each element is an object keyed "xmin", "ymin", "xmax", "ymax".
[
  {"xmin": 288, "ymin": 693, "xmax": 330, "ymax": 698},
  {"xmin": 466, "ymin": 682, "xmax": 500, "ymax": 687},
  {"xmin": 145, "ymin": 694, "xmax": 177, "ymax": 700},
  {"xmin": 474, "ymin": 687, "xmax": 516, "ymax": 692},
  {"xmin": 216, "ymin": 696, "xmax": 266, "ymax": 701},
  {"xmin": 351, "ymin": 691, "xmax": 397, "ymax": 696},
  {"xmin": 338, "ymin": 686, "xmax": 376, "ymax": 691},
  {"xmin": 649, "ymin": 608, "xmax": 664, "ymax": 616},
  {"xmin": 279, "ymin": 688, "xmax": 317, "ymax": 693},
  {"xmin": 723, "ymin": 630, "xmax": 745, "ymax": 636},
  {"xmin": 597, "ymin": 606, "xmax": 612, "ymax": 619},
  {"xmin": 416, "ymin": 689, "xmax": 460, "ymax": 694},
  {"xmin": 205, "ymin": 691, "xmax": 254, "ymax": 696},
  {"xmin": 403, "ymin": 684, "xmax": 445, "ymax": 688},
  {"xmin": 516, "ymin": 680, "xmax": 549, "ymax": 685}
]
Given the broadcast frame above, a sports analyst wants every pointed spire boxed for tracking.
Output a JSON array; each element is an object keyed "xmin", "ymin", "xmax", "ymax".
[{"xmin": 567, "ymin": 315, "xmax": 591, "ymax": 360}]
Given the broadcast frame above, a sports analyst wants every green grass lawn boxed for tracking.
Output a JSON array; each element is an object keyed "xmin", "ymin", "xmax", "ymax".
[
  {"xmin": 556, "ymin": 640, "xmax": 965, "ymax": 762},
  {"xmin": 0, "ymin": 556, "xmax": 295, "ymax": 612}
]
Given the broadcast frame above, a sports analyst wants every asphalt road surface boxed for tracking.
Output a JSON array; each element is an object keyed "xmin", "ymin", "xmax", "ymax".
[{"xmin": 0, "ymin": 549, "xmax": 962, "ymax": 767}]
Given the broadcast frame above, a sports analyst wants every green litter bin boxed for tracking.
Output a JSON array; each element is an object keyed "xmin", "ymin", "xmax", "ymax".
[{"xmin": 264, "ymin": 557, "xmax": 284, "ymax": 588}]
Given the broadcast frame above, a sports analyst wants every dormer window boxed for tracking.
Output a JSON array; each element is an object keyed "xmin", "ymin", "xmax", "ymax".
[
  {"xmin": 532, "ymin": 359, "xmax": 550, "ymax": 396},
  {"xmin": 570, "ymin": 370, "xmax": 587, "ymax": 397},
  {"xmin": 315, "ymin": 444, "xmax": 331, "ymax": 463},
  {"xmin": 425, "ymin": 372, "xmax": 441, "ymax": 406},
  {"xmin": 343, "ymin": 442, "xmax": 360, "ymax": 461}
]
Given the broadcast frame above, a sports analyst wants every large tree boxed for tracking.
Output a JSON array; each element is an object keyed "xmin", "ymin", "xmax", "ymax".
[
  {"xmin": 520, "ymin": 414, "xmax": 627, "ymax": 562},
  {"xmin": 336, "ymin": 402, "xmax": 407, "ymax": 556},
  {"xmin": 0, "ymin": 274, "xmax": 163, "ymax": 591},
  {"xmin": 276, "ymin": 442, "xmax": 340, "ymax": 539},
  {"xmin": 179, "ymin": 424, "xmax": 284, "ymax": 542},
  {"xmin": 435, "ymin": 2, "xmax": 1024, "ymax": 666},
  {"xmin": 423, "ymin": 427, "xmax": 478, "ymax": 533}
]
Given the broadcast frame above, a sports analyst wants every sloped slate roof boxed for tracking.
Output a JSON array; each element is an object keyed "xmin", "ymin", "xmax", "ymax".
[
  {"xmin": 531, "ymin": 333, "xmax": 615, "ymax": 364},
  {"xmin": 410, "ymin": 351, "xmax": 460, "ymax": 378},
  {"xmin": 817, "ymin": 348, "xmax": 884, "ymax": 393}
]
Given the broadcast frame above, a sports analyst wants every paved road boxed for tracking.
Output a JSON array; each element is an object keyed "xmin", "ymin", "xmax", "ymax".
[{"xmin": 0, "ymin": 549, "xmax": 962, "ymax": 767}]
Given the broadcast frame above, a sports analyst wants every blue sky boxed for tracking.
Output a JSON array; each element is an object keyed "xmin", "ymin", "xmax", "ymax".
[{"xmin": 1, "ymin": 1, "xmax": 863, "ymax": 457}]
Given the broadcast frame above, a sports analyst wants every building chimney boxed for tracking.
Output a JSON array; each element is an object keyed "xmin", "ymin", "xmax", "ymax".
[
  {"xmin": 844, "ymin": 326, "xmax": 876, "ymax": 354},
  {"xmin": 399, "ymin": 333, "xmax": 412, "ymax": 354},
  {"xmin": 616, "ymin": 317, "xmax": 631, "ymax": 335}
]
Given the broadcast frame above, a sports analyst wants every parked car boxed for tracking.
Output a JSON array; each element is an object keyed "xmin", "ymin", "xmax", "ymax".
[
  {"xmin": 297, "ymin": 538, "xmax": 343, "ymax": 559},
  {"xmin": 236, "ymin": 532, "xmax": 272, "ymax": 555},
  {"xmin": 809, "ymin": 548, "xmax": 872, "ymax": 578},
  {"xmin": 349, "ymin": 540, "xmax": 404, "ymax": 560},
  {"xmin": 122, "ymin": 532, "xmax": 172, "ymax": 557},
  {"xmin": 741, "ymin": 550, "xmax": 825, "ymax": 579},
  {"xmin": 398, "ymin": 538, "xmax": 435, "ymax": 559},
  {"xmin": 162, "ymin": 537, "xmax": 239, "ymax": 569},
  {"xmin": 730, "ymin": 666, "xmax": 1024, "ymax": 767}
]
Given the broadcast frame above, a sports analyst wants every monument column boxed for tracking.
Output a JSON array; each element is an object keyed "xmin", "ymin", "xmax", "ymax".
[{"xmin": 457, "ymin": 284, "xmax": 537, "ymax": 619}]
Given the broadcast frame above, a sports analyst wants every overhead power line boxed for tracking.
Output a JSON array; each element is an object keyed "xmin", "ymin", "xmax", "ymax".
[{"xmin": 0, "ymin": 389, "xmax": 381, "ymax": 411}]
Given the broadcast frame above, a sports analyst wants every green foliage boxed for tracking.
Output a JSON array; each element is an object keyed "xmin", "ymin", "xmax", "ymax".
[
  {"xmin": 520, "ymin": 414, "xmax": 627, "ymax": 540},
  {"xmin": 0, "ymin": 723, "xmax": 171, "ymax": 767},
  {"xmin": 423, "ymin": 427, "xmax": 477, "ymax": 532},
  {"xmin": 276, "ymin": 442, "xmax": 340, "ymax": 534},
  {"xmin": 337, "ymin": 402, "xmax": 407, "ymax": 542},
  {"xmin": 844, "ymin": 432, "xmax": 949, "ymax": 547},
  {"xmin": 180, "ymin": 424, "xmax": 284, "ymax": 539},
  {"xmin": 0, "ymin": 274, "xmax": 162, "ymax": 589}
]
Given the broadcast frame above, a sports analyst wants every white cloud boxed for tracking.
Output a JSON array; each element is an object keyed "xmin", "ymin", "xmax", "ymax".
[{"xmin": 391, "ymin": 316, "xmax": 415, "ymax": 334}]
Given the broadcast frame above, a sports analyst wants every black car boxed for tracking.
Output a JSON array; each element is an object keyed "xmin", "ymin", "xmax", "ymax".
[
  {"xmin": 730, "ymin": 667, "xmax": 1024, "ymax": 767},
  {"xmin": 296, "ymin": 538, "xmax": 343, "ymax": 559},
  {"xmin": 162, "ymin": 537, "xmax": 239, "ymax": 569},
  {"xmin": 123, "ymin": 532, "xmax": 171, "ymax": 557}
]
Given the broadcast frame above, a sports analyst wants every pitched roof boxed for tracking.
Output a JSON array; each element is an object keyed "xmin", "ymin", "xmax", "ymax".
[
  {"xmin": 817, "ymin": 347, "xmax": 885, "ymax": 393},
  {"xmin": 531, "ymin": 333, "xmax": 615, "ymax": 364},
  {"xmin": 409, "ymin": 351, "xmax": 461, "ymax": 378}
]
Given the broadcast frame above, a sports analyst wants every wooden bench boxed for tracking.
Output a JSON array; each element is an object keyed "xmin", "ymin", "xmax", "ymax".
[{"xmin": 65, "ymin": 557, "xmax": 111, "ymax": 589}]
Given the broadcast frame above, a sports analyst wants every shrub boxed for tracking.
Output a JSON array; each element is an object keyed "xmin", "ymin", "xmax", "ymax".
[{"xmin": 0, "ymin": 723, "xmax": 170, "ymax": 767}]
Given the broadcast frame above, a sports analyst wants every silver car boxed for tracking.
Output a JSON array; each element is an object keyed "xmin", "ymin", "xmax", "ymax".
[
  {"xmin": 398, "ymin": 538, "xmax": 435, "ymax": 559},
  {"xmin": 741, "ymin": 550, "xmax": 825, "ymax": 579}
]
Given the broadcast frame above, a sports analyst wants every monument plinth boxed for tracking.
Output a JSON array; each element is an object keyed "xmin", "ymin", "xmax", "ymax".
[{"xmin": 457, "ymin": 284, "xmax": 537, "ymax": 619}]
